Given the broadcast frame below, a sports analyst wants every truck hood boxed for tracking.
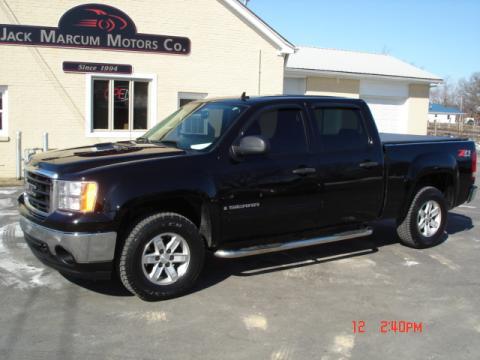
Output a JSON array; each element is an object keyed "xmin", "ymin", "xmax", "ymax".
[{"xmin": 29, "ymin": 142, "xmax": 185, "ymax": 175}]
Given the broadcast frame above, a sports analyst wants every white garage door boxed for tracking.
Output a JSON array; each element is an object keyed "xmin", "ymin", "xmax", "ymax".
[
  {"xmin": 362, "ymin": 97, "xmax": 407, "ymax": 134},
  {"xmin": 283, "ymin": 78, "xmax": 306, "ymax": 95}
]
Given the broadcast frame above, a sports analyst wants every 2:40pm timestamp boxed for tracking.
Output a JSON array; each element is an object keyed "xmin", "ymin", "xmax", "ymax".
[{"xmin": 352, "ymin": 320, "xmax": 424, "ymax": 334}]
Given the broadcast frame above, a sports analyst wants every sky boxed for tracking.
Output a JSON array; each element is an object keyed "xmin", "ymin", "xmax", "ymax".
[{"xmin": 248, "ymin": 0, "xmax": 479, "ymax": 82}]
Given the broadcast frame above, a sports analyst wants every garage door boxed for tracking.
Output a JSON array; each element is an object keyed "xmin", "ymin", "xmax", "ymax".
[
  {"xmin": 362, "ymin": 97, "xmax": 407, "ymax": 134},
  {"xmin": 283, "ymin": 78, "xmax": 306, "ymax": 95}
]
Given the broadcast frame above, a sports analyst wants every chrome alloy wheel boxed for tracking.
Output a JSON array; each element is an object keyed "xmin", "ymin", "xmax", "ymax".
[
  {"xmin": 417, "ymin": 200, "xmax": 442, "ymax": 237},
  {"xmin": 141, "ymin": 233, "xmax": 191, "ymax": 285}
]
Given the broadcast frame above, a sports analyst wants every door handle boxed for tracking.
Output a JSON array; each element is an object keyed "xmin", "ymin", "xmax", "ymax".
[
  {"xmin": 359, "ymin": 161, "xmax": 379, "ymax": 169},
  {"xmin": 293, "ymin": 167, "xmax": 317, "ymax": 175}
]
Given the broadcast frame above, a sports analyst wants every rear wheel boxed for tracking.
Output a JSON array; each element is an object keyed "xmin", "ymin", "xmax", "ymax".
[
  {"xmin": 119, "ymin": 212, "xmax": 205, "ymax": 301},
  {"xmin": 397, "ymin": 186, "xmax": 447, "ymax": 248}
]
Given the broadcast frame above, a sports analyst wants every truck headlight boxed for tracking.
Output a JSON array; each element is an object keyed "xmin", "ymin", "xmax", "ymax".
[{"xmin": 56, "ymin": 180, "xmax": 98, "ymax": 213}]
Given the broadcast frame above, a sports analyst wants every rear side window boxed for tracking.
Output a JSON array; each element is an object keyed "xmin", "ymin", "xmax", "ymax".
[
  {"xmin": 313, "ymin": 108, "xmax": 369, "ymax": 151},
  {"xmin": 244, "ymin": 108, "xmax": 307, "ymax": 154}
]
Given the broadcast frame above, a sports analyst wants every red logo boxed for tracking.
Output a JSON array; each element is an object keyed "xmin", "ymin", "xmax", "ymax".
[
  {"xmin": 76, "ymin": 8, "xmax": 128, "ymax": 32},
  {"xmin": 104, "ymin": 86, "xmax": 129, "ymax": 102},
  {"xmin": 458, "ymin": 149, "xmax": 472, "ymax": 158}
]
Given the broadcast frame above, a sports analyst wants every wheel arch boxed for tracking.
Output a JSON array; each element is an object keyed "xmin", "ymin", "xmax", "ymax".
[
  {"xmin": 399, "ymin": 152, "xmax": 458, "ymax": 222},
  {"xmin": 114, "ymin": 191, "xmax": 217, "ymax": 255}
]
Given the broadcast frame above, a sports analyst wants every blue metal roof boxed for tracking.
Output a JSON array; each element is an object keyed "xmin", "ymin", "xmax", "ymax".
[{"xmin": 429, "ymin": 103, "xmax": 464, "ymax": 114}]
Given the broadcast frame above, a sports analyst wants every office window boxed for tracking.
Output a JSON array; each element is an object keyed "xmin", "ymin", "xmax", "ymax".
[
  {"xmin": 244, "ymin": 108, "xmax": 307, "ymax": 154},
  {"xmin": 313, "ymin": 108, "xmax": 369, "ymax": 151},
  {"xmin": 92, "ymin": 79, "xmax": 149, "ymax": 131},
  {"xmin": 0, "ymin": 86, "xmax": 7, "ymax": 136},
  {"xmin": 113, "ymin": 80, "xmax": 130, "ymax": 130},
  {"xmin": 178, "ymin": 92, "xmax": 208, "ymax": 108},
  {"xmin": 93, "ymin": 80, "xmax": 109, "ymax": 130},
  {"xmin": 179, "ymin": 98, "xmax": 194, "ymax": 107},
  {"xmin": 134, "ymin": 82, "xmax": 149, "ymax": 130}
]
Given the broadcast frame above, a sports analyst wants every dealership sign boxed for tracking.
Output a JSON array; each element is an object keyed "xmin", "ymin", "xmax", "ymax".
[{"xmin": 0, "ymin": 4, "xmax": 190, "ymax": 54}]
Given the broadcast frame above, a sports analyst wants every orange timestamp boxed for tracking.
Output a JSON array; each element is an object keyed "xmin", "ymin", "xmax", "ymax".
[{"xmin": 352, "ymin": 320, "xmax": 424, "ymax": 334}]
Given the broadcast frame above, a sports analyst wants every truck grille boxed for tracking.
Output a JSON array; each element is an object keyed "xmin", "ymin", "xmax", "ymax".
[{"xmin": 25, "ymin": 171, "xmax": 53, "ymax": 215}]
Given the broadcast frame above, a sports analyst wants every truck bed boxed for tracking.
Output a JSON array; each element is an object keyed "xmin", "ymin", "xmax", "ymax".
[
  {"xmin": 380, "ymin": 133, "xmax": 467, "ymax": 144},
  {"xmin": 380, "ymin": 132, "xmax": 475, "ymax": 219}
]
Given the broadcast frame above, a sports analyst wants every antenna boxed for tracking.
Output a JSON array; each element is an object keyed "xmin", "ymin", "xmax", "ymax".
[{"xmin": 241, "ymin": 92, "xmax": 250, "ymax": 101}]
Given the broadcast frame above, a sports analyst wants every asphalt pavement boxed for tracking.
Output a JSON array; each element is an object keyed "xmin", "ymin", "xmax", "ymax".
[{"xmin": 0, "ymin": 182, "xmax": 479, "ymax": 360}]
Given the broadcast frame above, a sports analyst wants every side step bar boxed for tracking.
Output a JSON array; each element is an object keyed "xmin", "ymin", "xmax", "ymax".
[{"xmin": 214, "ymin": 227, "xmax": 373, "ymax": 259}]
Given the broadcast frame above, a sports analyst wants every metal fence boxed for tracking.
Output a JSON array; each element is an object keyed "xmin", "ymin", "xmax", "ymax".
[{"xmin": 427, "ymin": 122, "xmax": 480, "ymax": 143}]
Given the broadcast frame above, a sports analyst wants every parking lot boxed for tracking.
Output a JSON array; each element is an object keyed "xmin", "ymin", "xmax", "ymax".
[{"xmin": 0, "ymin": 183, "xmax": 479, "ymax": 360}]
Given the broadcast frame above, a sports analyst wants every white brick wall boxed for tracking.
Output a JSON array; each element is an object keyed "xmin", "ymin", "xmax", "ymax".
[{"xmin": 0, "ymin": 0, "xmax": 285, "ymax": 177}]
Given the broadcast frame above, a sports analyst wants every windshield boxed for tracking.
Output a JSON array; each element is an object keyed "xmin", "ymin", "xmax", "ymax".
[{"xmin": 141, "ymin": 102, "xmax": 247, "ymax": 151}]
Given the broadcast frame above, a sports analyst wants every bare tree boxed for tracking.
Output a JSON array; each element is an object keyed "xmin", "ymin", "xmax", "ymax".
[
  {"xmin": 381, "ymin": 45, "xmax": 391, "ymax": 55},
  {"xmin": 458, "ymin": 72, "xmax": 480, "ymax": 119},
  {"xmin": 430, "ymin": 77, "xmax": 459, "ymax": 107}
]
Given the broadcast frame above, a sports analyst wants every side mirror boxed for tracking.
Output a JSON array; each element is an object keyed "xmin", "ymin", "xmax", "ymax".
[{"xmin": 232, "ymin": 136, "xmax": 269, "ymax": 157}]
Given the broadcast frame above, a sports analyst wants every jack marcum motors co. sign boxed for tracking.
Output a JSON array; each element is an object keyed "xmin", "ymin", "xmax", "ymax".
[{"xmin": 0, "ymin": 3, "xmax": 190, "ymax": 54}]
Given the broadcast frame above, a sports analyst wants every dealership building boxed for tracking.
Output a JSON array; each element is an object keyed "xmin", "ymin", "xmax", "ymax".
[{"xmin": 0, "ymin": 0, "xmax": 442, "ymax": 178}]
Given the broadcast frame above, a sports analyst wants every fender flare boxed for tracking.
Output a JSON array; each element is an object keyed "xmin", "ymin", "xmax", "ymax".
[{"xmin": 400, "ymin": 152, "xmax": 459, "ymax": 219}]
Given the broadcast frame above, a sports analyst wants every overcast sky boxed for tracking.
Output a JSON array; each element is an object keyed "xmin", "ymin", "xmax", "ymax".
[{"xmin": 249, "ymin": 0, "xmax": 479, "ymax": 82}]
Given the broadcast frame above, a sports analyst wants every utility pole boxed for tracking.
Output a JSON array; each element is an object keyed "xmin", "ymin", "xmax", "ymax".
[{"xmin": 459, "ymin": 96, "xmax": 464, "ymax": 135}]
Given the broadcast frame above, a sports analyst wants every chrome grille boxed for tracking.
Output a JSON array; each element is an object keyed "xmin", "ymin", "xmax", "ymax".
[{"xmin": 25, "ymin": 171, "xmax": 53, "ymax": 215}]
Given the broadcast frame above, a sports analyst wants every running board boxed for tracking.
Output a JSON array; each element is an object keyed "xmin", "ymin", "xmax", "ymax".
[{"xmin": 214, "ymin": 227, "xmax": 373, "ymax": 259}]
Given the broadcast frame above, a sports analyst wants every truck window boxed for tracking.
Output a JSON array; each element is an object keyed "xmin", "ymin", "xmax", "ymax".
[
  {"xmin": 143, "ymin": 102, "xmax": 247, "ymax": 151},
  {"xmin": 313, "ymin": 108, "xmax": 368, "ymax": 151},
  {"xmin": 244, "ymin": 108, "xmax": 307, "ymax": 155}
]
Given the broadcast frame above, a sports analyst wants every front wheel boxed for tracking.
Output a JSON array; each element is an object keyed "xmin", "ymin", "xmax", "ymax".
[
  {"xmin": 118, "ymin": 212, "xmax": 205, "ymax": 301},
  {"xmin": 397, "ymin": 186, "xmax": 447, "ymax": 248}
]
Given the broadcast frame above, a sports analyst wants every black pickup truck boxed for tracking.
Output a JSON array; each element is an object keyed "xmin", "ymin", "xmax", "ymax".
[{"xmin": 19, "ymin": 95, "xmax": 477, "ymax": 300}]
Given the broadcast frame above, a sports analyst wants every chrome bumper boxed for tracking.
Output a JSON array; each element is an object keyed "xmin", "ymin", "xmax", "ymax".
[
  {"xmin": 467, "ymin": 185, "xmax": 478, "ymax": 203},
  {"xmin": 19, "ymin": 216, "xmax": 116, "ymax": 264}
]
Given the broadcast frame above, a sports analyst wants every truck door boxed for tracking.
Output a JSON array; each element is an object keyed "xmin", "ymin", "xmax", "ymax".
[
  {"xmin": 309, "ymin": 103, "xmax": 384, "ymax": 226},
  {"xmin": 218, "ymin": 104, "xmax": 320, "ymax": 241}
]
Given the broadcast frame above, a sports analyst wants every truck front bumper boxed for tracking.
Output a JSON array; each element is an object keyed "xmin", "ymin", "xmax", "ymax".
[
  {"xmin": 20, "ymin": 216, "xmax": 117, "ymax": 279},
  {"xmin": 467, "ymin": 185, "xmax": 478, "ymax": 203}
]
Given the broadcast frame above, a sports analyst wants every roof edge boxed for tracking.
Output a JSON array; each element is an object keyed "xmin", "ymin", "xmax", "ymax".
[
  {"xmin": 429, "ymin": 111, "xmax": 465, "ymax": 115},
  {"xmin": 297, "ymin": 45, "xmax": 392, "ymax": 57},
  {"xmin": 220, "ymin": 0, "xmax": 296, "ymax": 54},
  {"xmin": 429, "ymin": 104, "xmax": 465, "ymax": 115},
  {"xmin": 285, "ymin": 67, "xmax": 443, "ymax": 84}
]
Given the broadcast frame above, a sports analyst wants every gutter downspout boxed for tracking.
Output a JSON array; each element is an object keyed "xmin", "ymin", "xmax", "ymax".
[{"xmin": 258, "ymin": 50, "xmax": 262, "ymax": 95}]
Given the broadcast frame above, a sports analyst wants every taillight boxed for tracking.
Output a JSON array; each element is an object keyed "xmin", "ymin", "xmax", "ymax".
[{"xmin": 472, "ymin": 150, "xmax": 477, "ymax": 176}]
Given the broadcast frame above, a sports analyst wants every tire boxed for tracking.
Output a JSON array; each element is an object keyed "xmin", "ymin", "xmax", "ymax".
[
  {"xmin": 397, "ymin": 186, "xmax": 447, "ymax": 249},
  {"xmin": 119, "ymin": 212, "xmax": 205, "ymax": 301}
]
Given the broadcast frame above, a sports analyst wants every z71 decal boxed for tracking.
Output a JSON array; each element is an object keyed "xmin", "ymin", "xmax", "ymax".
[{"xmin": 458, "ymin": 149, "xmax": 472, "ymax": 158}]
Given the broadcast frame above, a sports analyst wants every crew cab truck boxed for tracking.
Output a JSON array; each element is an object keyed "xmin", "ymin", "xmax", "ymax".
[{"xmin": 19, "ymin": 96, "xmax": 477, "ymax": 301}]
